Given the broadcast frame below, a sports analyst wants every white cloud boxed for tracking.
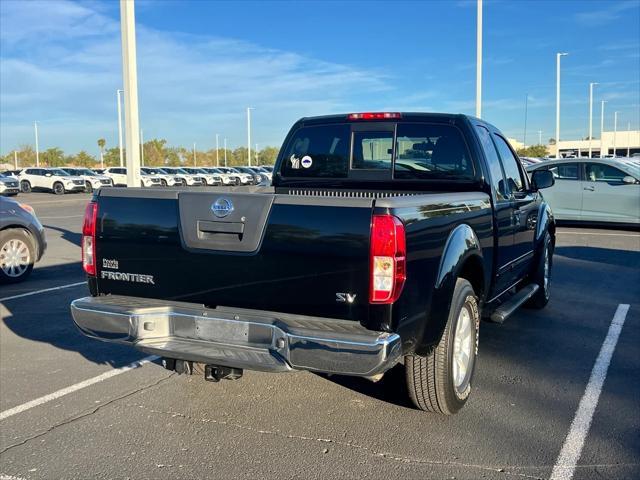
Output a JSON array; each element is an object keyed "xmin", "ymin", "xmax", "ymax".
[
  {"xmin": 574, "ymin": 1, "xmax": 639, "ymax": 27},
  {"xmin": 0, "ymin": 0, "xmax": 390, "ymax": 153}
]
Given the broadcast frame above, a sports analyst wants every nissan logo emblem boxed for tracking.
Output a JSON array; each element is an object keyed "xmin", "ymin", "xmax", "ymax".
[{"xmin": 212, "ymin": 197, "xmax": 234, "ymax": 218}]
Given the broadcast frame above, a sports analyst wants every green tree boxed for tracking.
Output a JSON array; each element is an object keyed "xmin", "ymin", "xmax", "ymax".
[
  {"xmin": 165, "ymin": 147, "xmax": 182, "ymax": 166},
  {"xmin": 73, "ymin": 151, "xmax": 96, "ymax": 167},
  {"xmin": 258, "ymin": 147, "xmax": 279, "ymax": 165},
  {"xmin": 42, "ymin": 147, "xmax": 65, "ymax": 167},
  {"xmin": 231, "ymin": 147, "xmax": 247, "ymax": 166},
  {"xmin": 517, "ymin": 145, "xmax": 548, "ymax": 158},
  {"xmin": 97, "ymin": 138, "xmax": 106, "ymax": 166},
  {"xmin": 103, "ymin": 147, "xmax": 122, "ymax": 167}
]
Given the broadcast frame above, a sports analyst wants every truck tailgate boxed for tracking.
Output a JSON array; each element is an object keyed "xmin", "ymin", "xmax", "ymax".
[{"xmin": 94, "ymin": 189, "xmax": 373, "ymax": 321}]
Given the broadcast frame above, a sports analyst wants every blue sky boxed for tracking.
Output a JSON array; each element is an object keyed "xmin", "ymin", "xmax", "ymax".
[{"xmin": 1, "ymin": 0, "xmax": 639, "ymax": 156}]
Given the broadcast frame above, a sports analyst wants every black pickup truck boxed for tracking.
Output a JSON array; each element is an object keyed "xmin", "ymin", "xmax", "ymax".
[{"xmin": 71, "ymin": 112, "xmax": 556, "ymax": 414}]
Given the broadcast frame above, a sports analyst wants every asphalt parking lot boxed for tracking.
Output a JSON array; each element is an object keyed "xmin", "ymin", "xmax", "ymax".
[{"xmin": 1, "ymin": 191, "xmax": 639, "ymax": 480}]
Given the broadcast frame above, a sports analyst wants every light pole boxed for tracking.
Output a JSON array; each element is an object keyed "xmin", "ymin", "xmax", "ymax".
[
  {"xmin": 14, "ymin": 150, "xmax": 18, "ymax": 169},
  {"xmin": 215, "ymin": 133, "xmax": 220, "ymax": 167},
  {"xmin": 628, "ymin": 122, "xmax": 631, "ymax": 157},
  {"xmin": 556, "ymin": 52, "xmax": 568, "ymax": 159},
  {"xmin": 119, "ymin": 0, "xmax": 141, "ymax": 187},
  {"xmin": 34, "ymin": 121, "xmax": 40, "ymax": 167},
  {"xmin": 247, "ymin": 107, "xmax": 254, "ymax": 166},
  {"xmin": 224, "ymin": 138, "xmax": 227, "ymax": 167},
  {"xmin": 255, "ymin": 143, "xmax": 259, "ymax": 165},
  {"xmin": 600, "ymin": 100, "xmax": 606, "ymax": 156},
  {"xmin": 588, "ymin": 82, "xmax": 598, "ymax": 158},
  {"xmin": 193, "ymin": 142, "xmax": 197, "ymax": 166},
  {"xmin": 538, "ymin": 130, "xmax": 542, "ymax": 146},
  {"xmin": 117, "ymin": 89, "xmax": 124, "ymax": 167},
  {"xmin": 140, "ymin": 129, "xmax": 144, "ymax": 166},
  {"xmin": 613, "ymin": 111, "xmax": 619, "ymax": 157},
  {"xmin": 476, "ymin": 0, "xmax": 482, "ymax": 118},
  {"xmin": 523, "ymin": 94, "xmax": 528, "ymax": 148}
]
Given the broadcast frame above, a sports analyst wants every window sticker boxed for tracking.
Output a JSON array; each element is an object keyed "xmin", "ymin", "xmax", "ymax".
[
  {"xmin": 290, "ymin": 154, "xmax": 300, "ymax": 169},
  {"xmin": 301, "ymin": 156, "xmax": 313, "ymax": 168}
]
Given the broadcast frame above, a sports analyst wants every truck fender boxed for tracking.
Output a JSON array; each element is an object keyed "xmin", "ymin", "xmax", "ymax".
[
  {"xmin": 417, "ymin": 224, "xmax": 484, "ymax": 354},
  {"xmin": 533, "ymin": 202, "xmax": 556, "ymax": 267}
]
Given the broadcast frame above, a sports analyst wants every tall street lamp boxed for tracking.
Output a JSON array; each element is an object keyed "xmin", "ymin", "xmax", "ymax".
[
  {"xmin": 555, "ymin": 52, "xmax": 568, "ymax": 159},
  {"xmin": 476, "ymin": 0, "xmax": 482, "ymax": 118},
  {"xmin": 224, "ymin": 138, "xmax": 227, "ymax": 167},
  {"xmin": 588, "ymin": 82, "xmax": 598, "ymax": 158},
  {"xmin": 613, "ymin": 111, "xmax": 619, "ymax": 157},
  {"xmin": 215, "ymin": 133, "xmax": 220, "ymax": 167},
  {"xmin": 247, "ymin": 107, "xmax": 254, "ymax": 166},
  {"xmin": 117, "ymin": 89, "xmax": 124, "ymax": 167},
  {"xmin": 600, "ymin": 100, "xmax": 606, "ymax": 157}
]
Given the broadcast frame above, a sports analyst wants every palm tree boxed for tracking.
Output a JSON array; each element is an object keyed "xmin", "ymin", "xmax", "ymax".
[{"xmin": 97, "ymin": 138, "xmax": 106, "ymax": 168}]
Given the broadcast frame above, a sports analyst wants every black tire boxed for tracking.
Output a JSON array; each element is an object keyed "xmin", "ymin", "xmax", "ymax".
[
  {"xmin": 20, "ymin": 180, "xmax": 31, "ymax": 193},
  {"xmin": 161, "ymin": 179, "xmax": 167, "ymax": 187},
  {"xmin": 0, "ymin": 229, "xmax": 35, "ymax": 284},
  {"xmin": 525, "ymin": 232, "xmax": 553, "ymax": 309},
  {"xmin": 53, "ymin": 182, "xmax": 65, "ymax": 195},
  {"xmin": 85, "ymin": 181, "xmax": 93, "ymax": 193},
  {"xmin": 405, "ymin": 278, "xmax": 480, "ymax": 414}
]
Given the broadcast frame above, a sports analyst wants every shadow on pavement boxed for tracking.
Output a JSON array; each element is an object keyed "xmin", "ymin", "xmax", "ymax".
[
  {"xmin": 555, "ymin": 245, "xmax": 640, "ymax": 268},
  {"xmin": 1, "ymin": 264, "xmax": 143, "ymax": 368},
  {"xmin": 44, "ymin": 224, "xmax": 82, "ymax": 247}
]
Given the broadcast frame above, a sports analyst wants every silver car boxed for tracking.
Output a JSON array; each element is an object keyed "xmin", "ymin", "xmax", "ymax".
[{"xmin": 527, "ymin": 158, "xmax": 639, "ymax": 225}]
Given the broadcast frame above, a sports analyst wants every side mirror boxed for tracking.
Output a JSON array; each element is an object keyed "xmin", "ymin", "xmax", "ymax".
[
  {"xmin": 531, "ymin": 169, "xmax": 554, "ymax": 190},
  {"xmin": 623, "ymin": 175, "xmax": 637, "ymax": 184}
]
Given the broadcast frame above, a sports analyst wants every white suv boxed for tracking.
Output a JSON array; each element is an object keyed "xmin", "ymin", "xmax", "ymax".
[
  {"xmin": 62, "ymin": 168, "xmax": 113, "ymax": 192},
  {"xmin": 141, "ymin": 167, "xmax": 184, "ymax": 187},
  {"xmin": 182, "ymin": 167, "xmax": 222, "ymax": 186},
  {"xmin": 159, "ymin": 167, "xmax": 205, "ymax": 186},
  {"xmin": 18, "ymin": 168, "xmax": 86, "ymax": 195},
  {"xmin": 103, "ymin": 167, "xmax": 162, "ymax": 187}
]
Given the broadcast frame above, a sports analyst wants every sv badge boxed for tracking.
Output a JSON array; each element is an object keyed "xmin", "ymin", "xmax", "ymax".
[{"xmin": 336, "ymin": 293, "xmax": 357, "ymax": 304}]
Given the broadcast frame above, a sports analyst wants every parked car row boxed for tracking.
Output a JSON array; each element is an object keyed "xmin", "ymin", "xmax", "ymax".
[{"xmin": 0, "ymin": 165, "xmax": 275, "ymax": 195}]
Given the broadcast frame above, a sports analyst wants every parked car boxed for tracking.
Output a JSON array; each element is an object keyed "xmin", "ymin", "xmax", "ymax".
[
  {"xmin": 218, "ymin": 167, "xmax": 253, "ymax": 185},
  {"xmin": 234, "ymin": 166, "xmax": 264, "ymax": 184},
  {"xmin": 200, "ymin": 167, "xmax": 241, "ymax": 185},
  {"xmin": 527, "ymin": 158, "xmax": 639, "ymax": 225},
  {"xmin": 159, "ymin": 167, "xmax": 206, "ymax": 186},
  {"xmin": 17, "ymin": 167, "xmax": 85, "ymax": 194},
  {"xmin": 62, "ymin": 168, "xmax": 113, "ymax": 192},
  {"xmin": 102, "ymin": 167, "xmax": 162, "ymax": 188},
  {"xmin": 71, "ymin": 112, "xmax": 556, "ymax": 415},
  {"xmin": 182, "ymin": 167, "xmax": 222, "ymax": 186},
  {"xmin": 0, "ymin": 196, "xmax": 47, "ymax": 283},
  {"xmin": 140, "ymin": 167, "xmax": 184, "ymax": 187},
  {"xmin": 0, "ymin": 172, "xmax": 20, "ymax": 196}
]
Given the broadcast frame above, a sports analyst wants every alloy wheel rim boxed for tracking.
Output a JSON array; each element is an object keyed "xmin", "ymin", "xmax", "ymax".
[
  {"xmin": 452, "ymin": 304, "xmax": 474, "ymax": 392},
  {"xmin": 1, "ymin": 239, "xmax": 30, "ymax": 277}
]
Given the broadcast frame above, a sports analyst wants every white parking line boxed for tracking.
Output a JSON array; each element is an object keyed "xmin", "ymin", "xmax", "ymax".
[
  {"xmin": 550, "ymin": 304, "xmax": 630, "ymax": 480},
  {"xmin": 0, "ymin": 356, "xmax": 158, "ymax": 421},
  {"xmin": 0, "ymin": 282, "xmax": 85, "ymax": 302},
  {"xmin": 558, "ymin": 231, "xmax": 640, "ymax": 238}
]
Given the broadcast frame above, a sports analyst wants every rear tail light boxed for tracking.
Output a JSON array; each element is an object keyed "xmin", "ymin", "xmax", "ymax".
[
  {"xmin": 348, "ymin": 112, "xmax": 401, "ymax": 120},
  {"xmin": 370, "ymin": 214, "xmax": 406, "ymax": 304},
  {"xmin": 82, "ymin": 201, "xmax": 98, "ymax": 275}
]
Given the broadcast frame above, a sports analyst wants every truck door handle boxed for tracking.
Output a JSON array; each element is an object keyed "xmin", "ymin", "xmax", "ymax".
[{"xmin": 583, "ymin": 186, "xmax": 595, "ymax": 191}]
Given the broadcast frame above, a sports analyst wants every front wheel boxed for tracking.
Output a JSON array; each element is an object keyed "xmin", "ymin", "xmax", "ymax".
[
  {"xmin": 85, "ymin": 181, "xmax": 93, "ymax": 193},
  {"xmin": 405, "ymin": 278, "xmax": 479, "ymax": 415},
  {"xmin": 526, "ymin": 232, "xmax": 553, "ymax": 309},
  {"xmin": 0, "ymin": 229, "xmax": 35, "ymax": 284},
  {"xmin": 20, "ymin": 180, "xmax": 32, "ymax": 193},
  {"xmin": 53, "ymin": 182, "xmax": 65, "ymax": 195}
]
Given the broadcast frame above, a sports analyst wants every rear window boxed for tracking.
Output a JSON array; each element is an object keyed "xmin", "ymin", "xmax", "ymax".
[
  {"xmin": 280, "ymin": 122, "xmax": 473, "ymax": 180},
  {"xmin": 281, "ymin": 124, "xmax": 350, "ymax": 178}
]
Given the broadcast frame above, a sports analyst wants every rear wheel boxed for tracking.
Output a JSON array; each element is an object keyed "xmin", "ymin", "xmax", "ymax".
[
  {"xmin": 405, "ymin": 278, "xmax": 479, "ymax": 414},
  {"xmin": 20, "ymin": 180, "xmax": 31, "ymax": 193},
  {"xmin": 0, "ymin": 229, "xmax": 35, "ymax": 284},
  {"xmin": 53, "ymin": 182, "xmax": 65, "ymax": 195},
  {"xmin": 526, "ymin": 232, "xmax": 552, "ymax": 309},
  {"xmin": 161, "ymin": 179, "xmax": 167, "ymax": 187},
  {"xmin": 85, "ymin": 181, "xmax": 93, "ymax": 193}
]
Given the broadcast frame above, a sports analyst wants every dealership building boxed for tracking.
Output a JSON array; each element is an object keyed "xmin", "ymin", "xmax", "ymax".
[{"xmin": 551, "ymin": 129, "xmax": 640, "ymax": 158}]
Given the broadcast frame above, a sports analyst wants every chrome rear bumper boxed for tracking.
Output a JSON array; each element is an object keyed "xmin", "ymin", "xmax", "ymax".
[{"xmin": 70, "ymin": 296, "xmax": 401, "ymax": 376}]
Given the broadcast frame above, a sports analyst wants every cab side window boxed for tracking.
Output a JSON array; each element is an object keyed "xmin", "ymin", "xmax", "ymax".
[
  {"xmin": 475, "ymin": 125, "xmax": 508, "ymax": 201},
  {"xmin": 492, "ymin": 134, "xmax": 526, "ymax": 194},
  {"xmin": 585, "ymin": 163, "xmax": 627, "ymax": 183}
]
